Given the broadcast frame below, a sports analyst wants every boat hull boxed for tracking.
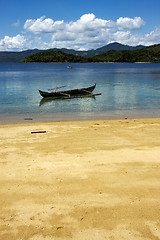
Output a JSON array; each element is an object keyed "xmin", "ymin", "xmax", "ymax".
[
  {"xmin": 39, "ymin": 84, "xmax": 96, "ymax": 98},
  {"xmin": 39, "ymin": 93, "xmax": 102, "ymax": 106}
]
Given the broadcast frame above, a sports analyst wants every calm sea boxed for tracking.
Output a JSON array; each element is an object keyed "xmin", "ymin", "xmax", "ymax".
[{"xmin": 0, "ymin": 62, "xmax": 160, "ymax": 124}]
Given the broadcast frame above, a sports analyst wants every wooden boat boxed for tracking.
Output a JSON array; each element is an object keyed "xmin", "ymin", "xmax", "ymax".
[
  {"xmin": 39, "ymin": 83, "xmax": 96, "ymax": 98},
  {"xmin": 67, "ymin": 66, "xmax": 72, "ymax": 69}
]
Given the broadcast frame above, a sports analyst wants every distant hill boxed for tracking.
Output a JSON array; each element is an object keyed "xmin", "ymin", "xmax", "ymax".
[
  {"xmin": 50, "ymin": 42, "xmax": 144, "ymax": 57},
  {"xmin": 21, "ymin": 44, "xmax": 160, "ymax": 63},
  {"xmin": 0, "ymin": 49, "xmax": 41, "ymax": 62},
  {"xmin": 90, "ymin": 42, "xmax": 144, "ymax": 56},
  {"xmin": 90, "ymin": 44, "xmax": 160, "ymax": 63},
  {"xmin": 21, "ymin": 50, "xmax": 86, "ymax": 63},
  {"xmin": 0, "ymin": 42, "xmax": 145, "ymax": 62},
  {"xmin": 145, "ymin": 44, "xmax": 160, "ymax": 52},
  {"xmin": 1, "ymin": 43, "xmax": 160, "ymax": 63}
]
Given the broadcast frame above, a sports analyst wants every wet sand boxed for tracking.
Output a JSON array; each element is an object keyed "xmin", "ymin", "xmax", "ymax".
[{"xmin": 0, "ymin": 118, "xmax": 160, "ymax": 239}]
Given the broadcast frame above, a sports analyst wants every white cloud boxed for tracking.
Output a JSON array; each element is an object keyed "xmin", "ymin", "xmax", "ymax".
[
  {"xmin": 0, "ymin": 34, "xmax": 27, "ymax": 51},
  {"xmin": 144, "ymin": 27, "xmax": 160, "ymax": 45},
  {"xmin": 24, "ymin": 16, "xmax": 65, "ymax": 34},
  {"xmin": 113, "ymin": 31, "xmax": 131, "ymax": 42},
  {"xmin": 22, "ymin": 14, "xmax": 148, "ymax": 50},
  {"xmin": 24, "ymin": 13, "xmax": 115, "ymax": 35},
  {"xmin": 80, "ymin": 13, "xmax": 95, "ymax": 22},
  {"xmin": 112, "ymin": 27, "xmax": 160, "ymax": 46},
  {"xmin": 67, "ymin": 13, "xmax": 115, "ymax": 33},
  {"xmin": 0, "ymin": 14, "xmax": 160, "ymax": 51},
  {"xmin": 23, "ymin": 14, "xmax": 117, "ymax": 50},
  {"xmin": 24, "ymin": 15, "xmax": 144, "ymax": 36},
  {"xmin": 117, "ymin": 17, "xmax": 145, "ymax": 30}
]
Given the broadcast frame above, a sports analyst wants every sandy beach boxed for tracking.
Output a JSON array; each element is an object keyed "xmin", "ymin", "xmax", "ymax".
[{"xmin": 0, "ymin": 118, "xmax": 160, "ymax": 240}]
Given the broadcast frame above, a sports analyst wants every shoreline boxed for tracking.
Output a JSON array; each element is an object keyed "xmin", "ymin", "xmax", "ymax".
[
  {"xmin": 0, "ymin": 115, "xmax": 158, "ymax": 123},
  {"xmin": 0, "ymin": 118, "xmax": 160, "ymax": 239},
  {"xmin": 1, "ymin": 111, "xmax": 160, "ymax": 125}
]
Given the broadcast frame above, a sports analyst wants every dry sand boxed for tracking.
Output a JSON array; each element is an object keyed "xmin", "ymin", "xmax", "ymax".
[{"xmin": 0, "ymin": 118, "xmax": 160, "ymax": 240}]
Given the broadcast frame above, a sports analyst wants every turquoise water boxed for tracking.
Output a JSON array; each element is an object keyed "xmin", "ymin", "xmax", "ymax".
[{"xmin": 0, "ymin": 62, "xmax": 160, "ymax": 124}]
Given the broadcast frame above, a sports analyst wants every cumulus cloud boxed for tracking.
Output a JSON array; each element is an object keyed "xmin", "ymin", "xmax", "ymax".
[
  {"xmin": 144, "ymin": 27, "xmax": 160, "ymax": 45},
  {"xmin": 24, "ymin": 14, "xmax": 115, "ymax": 34},
  {"xmin": 113, "ymin": 31, "xmax": 131, "ymax": 42},
  {"xmin": 24, "ymin": 16, "xmax": 65, "ymax": 34},
  {"xmin": 0, "ymin": 34, "xmax": 27, "ymax": 51},
  {"xmin": 23, "ymin": 14, "xmax": 148, "ymax": 50},
  {"xmin": 0, "ymin": 14, "xmax": 160, "ymax": 51},
  {"xmin": 117, "ymin": 17, "xmax": 145, "ymax": 30},
  {"xmin": 66, "ymin": 13, "xmax": 115, "ymax": 33},
  {"xmin": 23, "ymin": 13, "xmax": 117, "ymax": 50},
  {"xmin": 24, "ymin": 15, "xmax": 144, "ymax": 36}
]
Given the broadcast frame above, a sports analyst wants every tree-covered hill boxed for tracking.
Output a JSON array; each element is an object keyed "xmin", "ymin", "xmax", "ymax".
[
  {"xmin": 0, "ymin": 42, "xmax": 145, "ymax": 62},
  {"xmin": 21, "ymin": 50, "xmax": 86, "ymax": 63},
  {"xmin": 21, "ymin": 44, "xmax": 160, "ymax": 63},
  {"xmin": 90, "ymin": 44, "xmax": 160, "ymax": 63}
]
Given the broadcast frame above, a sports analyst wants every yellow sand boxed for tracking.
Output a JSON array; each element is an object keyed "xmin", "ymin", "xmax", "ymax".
[{"xmin": 0, "ymin": 118, "xmax": 160, "ymax": 240}]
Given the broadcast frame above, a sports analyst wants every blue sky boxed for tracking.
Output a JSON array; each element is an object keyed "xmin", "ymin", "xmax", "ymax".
[{"xmin": 0, "ymin": 0, "xmax": 160, "ymax": 51}]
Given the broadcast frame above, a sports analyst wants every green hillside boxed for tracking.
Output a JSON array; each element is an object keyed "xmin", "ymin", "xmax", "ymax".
[
  {"xmin": 21, "ymin": 44, "xmax": 160, "ymax": 63},
  {"xmin": 90, "ymin": 44, "xmax": 160, "ymax": 63},
  {"xmin": 21, "ymin": 50, "xmax": 86, "ymax": 63}
]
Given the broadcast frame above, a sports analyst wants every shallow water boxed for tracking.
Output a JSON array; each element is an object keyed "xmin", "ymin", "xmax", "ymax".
[{"xmin": 0, "ymin": 62, "xmax": 160, "ymax": 124}]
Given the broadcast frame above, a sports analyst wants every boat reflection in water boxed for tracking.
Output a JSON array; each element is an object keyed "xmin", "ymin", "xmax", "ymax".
[{"xmin": 39, "ymin": 93, "xmax": 101, "ymax": 107}]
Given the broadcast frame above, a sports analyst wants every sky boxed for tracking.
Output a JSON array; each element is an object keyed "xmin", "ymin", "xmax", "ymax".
[{"xmin": 0, "ymin": 0, "xmax": 160, "ymax": 51}]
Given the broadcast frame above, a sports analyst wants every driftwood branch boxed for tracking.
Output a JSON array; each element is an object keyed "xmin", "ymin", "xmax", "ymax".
[{"xmin": 31, "ymin": 131, "xmax": 46, "ymax": 134}]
